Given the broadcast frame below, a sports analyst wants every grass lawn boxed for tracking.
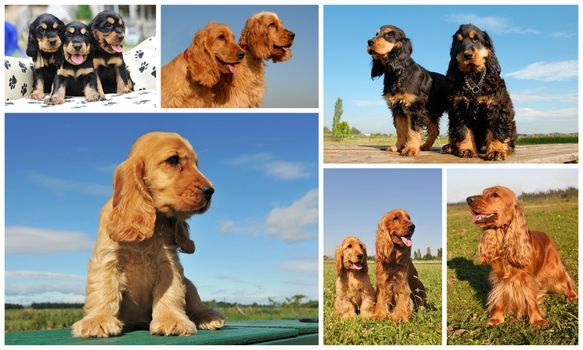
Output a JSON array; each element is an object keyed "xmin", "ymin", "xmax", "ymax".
[
  {"xmin": 324, "ymin": 260, "xmax": 442, "ymax": 345},
  {"xmin": 5, "ymin": 305, "xmax": 317, "ymax": 333},
  {"xmin": 447, "ymin": 196, "xmax": 578, "ymax": 345}
]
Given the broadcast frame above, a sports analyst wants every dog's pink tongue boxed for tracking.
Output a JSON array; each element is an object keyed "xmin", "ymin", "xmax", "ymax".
[
  {"xmin": 401, "ymin": 236, "xmax": 412, "ymax": 247},
  {"xmin": 227, "ymin": 64, "xmax": 236, "ymax": 74},
  {"xmin": 71, "ymin": 54, "xmax": 84, "ymax": 65},
  {"xmin": 353, "ymin": 262, "xmax": 363, "ymax": 270},
  {"xmin": 111, "ymin": 44, "xmax": 123, "ymax": 53}
]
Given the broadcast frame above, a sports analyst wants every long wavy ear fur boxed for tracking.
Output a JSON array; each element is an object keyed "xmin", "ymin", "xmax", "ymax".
[
  {"xmin": 387, "ymin": 37, "xmax": 413, "ymax": 71},
  {"xmin": 376, "ymin": 217, "xmax": 393, "ymax": 262},
  {"xmin": 26, "ymin": 24, "xmax": 39, "ymax": 58},
  {"xmin": 174, "ymin": 220, "xmax": 195, "ymax": 254},
  {"xmin": 239, "ymin": 17, "xmax": 271, "ymax": 59},
  {"xmin": 107, "ymin": 156, "xmax": 156, "ymax": 242},
  {"xmin": 188, "ymin": 24, "xmax": 220, "ymax": 88},
  {"xmin": 482, "ymin": 31, "xmax": 501, "ymax": 75},
  {"xmin": 335, "ymin": 245, "xmax": 344, "ymax": 277},
  {"xmin": 362, "ymin": 243, "xmax": 369, "ymax": 273},
  {"xmin": 503, "ymin": 203, "xmax": 532, "ymax": 267},
  {"xmin": 371, "ymin": 58, "xmax": 385, "ymax": 79},
  {"xmin": 477, "ymin": 229, "xmax": 502, "ymax": 264}
]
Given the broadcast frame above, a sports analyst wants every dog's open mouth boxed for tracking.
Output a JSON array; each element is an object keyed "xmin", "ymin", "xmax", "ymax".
[
  {"xmin": 217, "ymin": 58, "xmax": 242, "ymax": 74},
  {"xmin": 66, "ymin": 52, "xmax": 87, "ymax": 65},
  {"xmin": 471, "ymin": 210, "xmax": 496, "ymax": 225},
  {"xmin": 351, "ymin": 261, "xmax": 364, "ymax": 270},
  {"xmin": 107, "ymin": 43, "xmax": 123, "ymax": 53},
  {"xmin": 274, "ymin": 43, "xmax": 292, "ymax": 53},
  {"xmin": 400, "ymin": 233, "xmax": 413, "ymax": 247}
]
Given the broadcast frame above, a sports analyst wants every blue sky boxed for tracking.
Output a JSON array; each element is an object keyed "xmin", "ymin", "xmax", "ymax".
[
  {"xmin": 448, "ymin": 169, "xmax": 578, "ymax": 203},
  {"xmin": 324, "ymin": 169, "xmax": 442, "ymax": 258},
  {"xmin": 5, "ymin": 113, "xmax": 318, "ymax": 305},
  {"xmin": 161, "ymin": 5, "xmax": 318, "ymax": 108},
  {"xmin": 325, "ymin": 5, "xmax": 578, "ymax": 134}
]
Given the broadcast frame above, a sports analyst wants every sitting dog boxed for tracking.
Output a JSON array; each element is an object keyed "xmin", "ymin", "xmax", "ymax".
[
  {"xmin": 89, "ymin": 10, "xmax": 134, "ymax": 95},
  {"xmin": 26, "ymin": 13, "xmax": 65, "ymax": 100},
  {"xmin": 45, "ymin": 22, "xmax": 101, "ymax": 105},
  {"xmin": 334, "ymin": 236, "xmax": 375, "ymax": 319},
  {"xmin": 72, "ymin": 132, "xmax": 224, "ymax": 337}
]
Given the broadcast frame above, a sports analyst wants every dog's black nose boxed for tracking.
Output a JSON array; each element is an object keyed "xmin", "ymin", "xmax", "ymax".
[
  {"xmin": 237, "ymin": 50, "xmax": 245, "ymax": 59},
  {"xmin": 463, "ymin": 51, "xmax": 473, "ymax": 60},
  {"xmin": 73, "ymin": 43, "xmax": 82, "ymax": 51},
  {"xmin": 201, "ymin": 186, "xmax": 215, "ymax": 199},
  {"xmin": 466, "ymin": 196, "xmax": 474, "ymax": 205},
  {"xmin": 288, "ymin": 31, "xmax": 295, "ymax": 40},
  {"xmin": 117, "ymin": 34, "xmax": 124, "ymax": 41},
  {"xmin": 367, "ymin": 39, "xmax": 374, "ymax": 46},
  {"xmin": 48, "ymin": 37, "xmax": 58, "ymax": 45},
  {"xmin": 357, "ymin": 254, "xmax": 364, "ymax": 260},
  {"xmin": 408, "ymin": 224, "xmax": 415, "ymax": 232}
]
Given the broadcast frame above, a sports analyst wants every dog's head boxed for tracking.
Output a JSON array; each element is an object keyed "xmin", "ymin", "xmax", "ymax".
[
  {"xmin": 26, "ymin": 13, "xmax": 64, "ymax": 58},
  {"xmin": 239, "ymin": 12, "xmax": 295, "ymax": 63},
  {"xmin": 89, "ymin": 10, "xmax": 126, "ymax": 54},
  {"xmin": 367, "ymin": 25, "xmax": 412, "ymax": 78},
  {"xmin": 449, "ymin": 24, "xmax": 499, "ymax": 74},
  {"xmin": 62, "ymin": 22, "xmax": 92, "ymax": 66},
  {"xmin": 336, "ymin": 236, "xmax": 368, "ymax": 276},
  {"xmin": 467, "ymin": 186, "xmax": 518, "ymax": 229},
  {"xmin": 187, "ymin": 21, "xmax": 245, "ymax": 88},
  {"xmin": 107, "ymin": 132, "xmax": 214, "ymax": 243},
  {"xmin": 378, "ymin": 208, "xmax": 415, "ymax": 248}
]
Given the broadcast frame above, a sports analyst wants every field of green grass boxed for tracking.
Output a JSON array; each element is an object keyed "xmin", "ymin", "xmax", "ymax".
[
  {"xmin": 324, "ymin": 260, "xmax": 442, "ymax": 345},
  {"xmin": 5, "ymin": 305, "xmax": 318, "ymax": 333},
  {"xmin": 447, "ymin": 196, "xmax": 578, "ymax": 345}
]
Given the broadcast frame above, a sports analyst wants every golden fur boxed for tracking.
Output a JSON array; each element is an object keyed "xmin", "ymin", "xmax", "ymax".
[
  {"xmin": 467, "ymin": 186, "xmax": 578, "ymax": 326},
  {"xmin": 334, "ymin": 236, "xmax": 375, "ymax": 319},
  {"xmin": 161, "ymin": 22, "xmax": 245, "ymax": 108},
  {"xmin": 72, "ymin": 132, "xmax": 224, "ymax": 337},
  {"xmin": 374, "ymin": 209, "xmax": 426, "ymax": 322}
]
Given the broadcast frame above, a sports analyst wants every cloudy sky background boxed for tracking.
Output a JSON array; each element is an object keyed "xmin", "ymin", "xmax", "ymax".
[
  {"xmin": 325, "ymin": 5, "xmax": 578, "ymax": 134},
  {"xmin": 5, "ymin": 113, "xmax": 318, "ymax": 305}
]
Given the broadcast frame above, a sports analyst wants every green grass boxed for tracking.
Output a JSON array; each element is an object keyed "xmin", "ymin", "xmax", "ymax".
[
  {"xmin": 5, "ymin": 305, "xmax": 317, "ymax": 333},
  {"xmin": 324, "ymin": 260, "xmax": 442, "ymax": 345},
  {"xmin": 447, "ymin": 197, "xmax": 578, "ymax": 345}
]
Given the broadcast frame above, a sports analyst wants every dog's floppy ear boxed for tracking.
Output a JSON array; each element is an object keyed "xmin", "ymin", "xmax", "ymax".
[
  {"xmin": 107, "ymin": 155, "xmax": 156, "ymax": 242},
  {"xmin": 174, "ymin": 220, "xmax": 195, "ymax": 254},
  {"xmin": 187, "ymin": 23, "xmax": 221, "ymax": 88},
  {"xmin": 482, "ymin": 31, "xmax": 501, "ymax": 75},
  {"xmin": 375, "ymin": 215, "xmax": 393, "ymax": 262},
  {"xmin": 371, "ymin": 58, "xmax": 385, "ymax": 79},
  {"xmin": 361, "ymin": 243, "xmax": 369, "ymax": 273},
  {"xmin": 503, "ymin": 202, "xmax": 532, "ymax": 268},
  {"xmin": 396, "ymin": 37, "xmax": 413, "ymax": 57},
  {"xmin": 239, "ymin": 17, "xmax": 271, "ymax": 60},
  {"xmin": 335, "ymin": 245, "xmax": 344, "ymax": 277},
  {"xmin": 26, "ymin": 23, "xmax": 39, "ymax": 58}
]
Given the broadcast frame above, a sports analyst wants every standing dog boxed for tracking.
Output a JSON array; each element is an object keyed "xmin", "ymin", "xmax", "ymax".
[
  {"xmin": 26, "ymin": 13, "xmax": 65, "ymax": 100},
  {"xmin": 89, "ymin": 10, "xmax": 134, "ymax": 95},
  {"xmin": 45, "ymin": 22, "xmax": 101, "ymax": 105},
  {"xmin": 368, "ymin": 25, "xmax": 448, "ymax": 156},
  {"xmin": 442, "ymin": 24, "xmax": 517, "ymax": 161}
]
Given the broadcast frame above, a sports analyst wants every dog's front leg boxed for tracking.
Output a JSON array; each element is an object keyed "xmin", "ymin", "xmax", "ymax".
[{"xmin": 150, "ymin": 257, "xmax": 196, "ymax": 336}]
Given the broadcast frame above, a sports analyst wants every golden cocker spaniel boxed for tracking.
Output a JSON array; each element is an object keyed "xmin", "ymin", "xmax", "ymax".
[
  {"xmin": 374, "ymin": 209, "xmax": 427, "ymax": 322},
  {"xmin": 334, "ymin": 236, "xmax": 375, "ymax": 319},
  {"xmin": 72, "ymin": 132, "xmax": 224, "ymax": 337},
  {"xmin": 467, "ymin": 186, "xmax": 577, "ymax": 326}
]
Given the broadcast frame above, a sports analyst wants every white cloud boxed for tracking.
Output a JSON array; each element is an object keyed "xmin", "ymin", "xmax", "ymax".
[
  {"xmin": 6, "ymin": 271, "xmax": 85, "ymax": 281},
  {"xmin": 29, "ymin": 172, "xmax": 110, "ymax": 197},
  {"xmin": 265, "ymin": 189, "xmax": 318, "ymax": 242},
  {"xmin": 280, "ymin": 258, "xmax": 318, "ymax": 273},
  {"xmin": 6, "ymin": 283, "xmax": 85, "ymax": 296},
  {"xmin": 445, "ymin": 13, "xmax": 540, "ymax": 35},
  {"xmin": 6, "ymin": 226, "xmax": 94, "ymax": 254},
  {"xmin": 506, "ymin": 60, "xmax": 577, "ymax": 81},
  {"xmin": 511, "ymin": 89, "xmax": 578, "ymax": 104},
  {"xmin": 227, "ymin": 153, "xmax": 310, "ymax": 180},
  {"xmin": 5, "ymin": 291, "xmax": 85, "ymax": 305},
  {"xmin": 219, "ymin": 220, "xmax": 236, "ymax": 233},
  {"xmin": 515, "ymin": 107, "xmax": 577, "ymax": 121}
]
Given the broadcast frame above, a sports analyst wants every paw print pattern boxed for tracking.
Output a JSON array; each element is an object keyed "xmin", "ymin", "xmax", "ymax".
[
  {"xmin": 21, "ymin": 83, "xmax": 27, "ymax": 96},
  {"xmin": 134, "ymin": 50, "xmax": 144, "ymax": 59},
  {"xmin": 151, "ymin": 66, "xmax": 156, "ymax": 77},
  {"xmin": 9, "ymin": 75, "xmax": 17, "ymax": 89},
  {"xmin": 5, "ymin": 60, "xmax": 11, "ymax": 70},
  {"xmin": 19, "ymin": 61, "xmax": 27, "ymax": 73},
  {"xmin": 139, "ymin": 62, "xmax": 149, "ymax": 73}
]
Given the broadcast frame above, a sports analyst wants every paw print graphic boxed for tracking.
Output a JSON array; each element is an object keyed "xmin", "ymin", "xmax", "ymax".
[
  {"xmin": 134, "ymin": 50, "xmax": 144, "ymax": 59},
  {"xmin": 21, "ymin": 83, "xmax": 27, "ymax": 96},
  {"xmin": 19, "ymin": 61, "xmax": 27, "ymax": 73},
  {"xmin": 139, "ymin": 62, "xmax": 149, "ymax": 73},
  {"xmin": 9, "ymin": 75, "xmax": 17, "ymax": 89},
  {"xmin": 4, "ymin": 60, "xmax": 11, "ymax": 70},
  {"xmin": 151, "ymin": 66, "xmax": 156, "ymax": 77}
]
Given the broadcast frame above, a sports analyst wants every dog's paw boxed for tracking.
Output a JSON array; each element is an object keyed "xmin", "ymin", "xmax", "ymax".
[
  {"xmin": 484, "ymin": 150, "xmax": 507, "ymax": 161},
  {"xmin": 441, "ymin": 144, "xmax": 454, "ymax": 154},
  {"xmin": 457, "ymin": 148, "xmax": 475, "ymax": 158},
  {"xmin": 486, "ymin": 317, "xmax": 504, "ymax": 327},
  {"xmin": 150, "ymin": 315, "xmax": 196, "ymax": 336},
  {"xmin": 387, "ymin": 145, "xmax": 399, "ymax": 152},
  {"xmin": 45, "ymin": 95, "xmax": 65, "ymax": 105},
  {"xmin": 400, "ymin": 146, "xmax": 420, "ymax": 157},
  {"xmin": 116, "ymin": 85, "xmax": 132, "ymax": 94},
  {"xmin": 195, "ymin": 309, "xmax": 225, "ymax": 330},
  {"xmin": 29, "ymin": 89, "xmax": 45, "ymax": 101},
  {"xmin": 71, "ymin": 315, "xmax": 123, "ymax": 338},
  {"xmin": 530, "ymin": 319, "xmax": 549, "ymax": 327}
]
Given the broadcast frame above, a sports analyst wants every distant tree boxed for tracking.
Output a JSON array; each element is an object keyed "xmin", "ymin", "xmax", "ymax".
[
  {"xmin": 334, "ymin": 121, "xmax": 350, "ymax": 140},
  {"xmin": 350, "ymin": 127, "xmax": 361, "ymax": 135},
  {"xmin": 416, "ymin": 248, "xmax": 422, "ymax": 261},
  {"xmin": 423, "ymin": 247, "xmax": 432, "ymax": 260},
  {"xmin": 323, "ymin": 126, "xmax": 331, "ymax": 133},
  {"xmin": 437, "ymin": 248, "xmax": 442, "ymax": 258},
  {"xmin": 332, "ymin": 98, "xmax": 344, "ymax": 138}
]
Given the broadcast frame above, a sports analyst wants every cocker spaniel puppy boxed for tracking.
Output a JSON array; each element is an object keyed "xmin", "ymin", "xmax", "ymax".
[
  {"xmin": 442, "ymin": 24, "xmax": 517, "ymax": 161},
  {"xmin": 467, "ymin": 186, "xmax": 577, "ymax": 326},
  {"xmin": 72, "ymin": 132, "xmax": 224, "ymax": 337},
  {"xmin": 368, "ymin": 25, "xmax": 448, "ymax": 156},
  {"xmin": 161, "ymin": 22, "xmax": 245, "ymax": 108},
  {"xmin": 334, "ymin": 236, "xmax": 375, "ymax": 319},
  {"xmin": 374, "ymin": 209, "xmax": 426, "ymax": 322}
]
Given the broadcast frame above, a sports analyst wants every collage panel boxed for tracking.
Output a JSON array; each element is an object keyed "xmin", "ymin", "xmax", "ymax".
[
  {"xmin": 160, "ymin": 5, "xmax": 318, "ymax": 108},
  {"xmin": 323, "ymin": 169, "xmax": 442, "ymax": 345},
  {"xmin": 447, "ymin": 169, "xmax": 578, "ymax": 345},
  {"xmin": 323, "ymin": 5, "xmax": 577, "ymax": 164},
  {"xmin": 4, "ymin": 4, "xmax": 157, "ymax": 111},
  {"xmin": 5, "ymin": 113, "xmax": 318, "ymax": 345}
]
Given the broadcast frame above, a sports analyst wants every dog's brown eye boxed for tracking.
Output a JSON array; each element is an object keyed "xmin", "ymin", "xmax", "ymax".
[
  {"xmin": 492, "ymin": 192, "xmax": 499, "ymax": 198},
  {"xmin": 218, "ymin": 34, "xmax": 225, "ymax": 41},
  {"xmin": 393, "ymin": 216, "xmax": 399, "ymax": 221},
  {"xmin": 166, "ymin": 155, "xmax": 180, "ymax": 166},
  {"xmin": 347, "ymin": 244, "xmax": 352, "ymax": 249}
]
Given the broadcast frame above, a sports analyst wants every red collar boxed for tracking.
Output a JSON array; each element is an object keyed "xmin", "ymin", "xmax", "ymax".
[{"xmin": 183, "ymin": 49, "xmax": 189, "ymax": 62}]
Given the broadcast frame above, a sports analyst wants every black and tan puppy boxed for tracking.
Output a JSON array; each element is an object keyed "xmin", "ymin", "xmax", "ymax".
[
  {"xmin": 368, "ymin": 25, "xmax": 448, "ymax": 157},
  {"xmin": 442, "ymin": 24, "xmax": 517, "ymax": 161},
  {"xmin": 89, "ymin": 10, "xmax": 134, "ymax": 95},
  {"xmin": 45, "ymin": 22, "xmax": 101, "ymax": 105},
  {"xmin": 26, "ymin": 13, "xmax": 65, "ymax": 100}
]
